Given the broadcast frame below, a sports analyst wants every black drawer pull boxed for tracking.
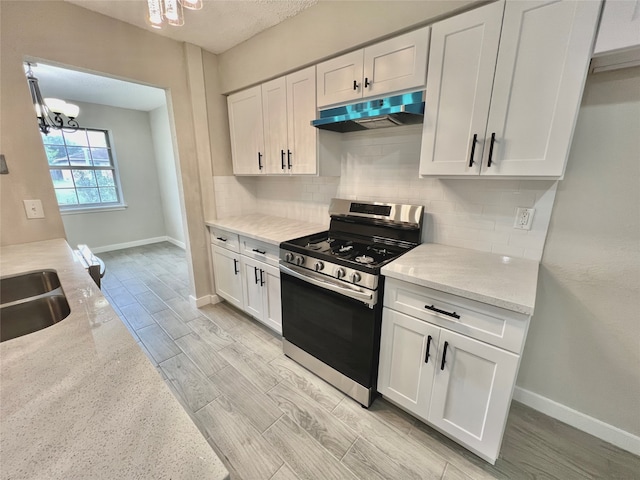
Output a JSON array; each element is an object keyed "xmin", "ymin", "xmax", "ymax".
[
  {"xmin": 233, "ymin": 258, "xmax": 239, "ymax": 275},
  {"xmin": 287, "ymin": 150, "xmax": 292, "ymax": 169},
  {"xmin": 487, "ymin": 132, "xmax": 496, "ymax": 167},
  {"xmin": 252, "ymin": 248, "xmax": 266, "ymax": 255},
  {"xmin": 254, "ymin": 266, "xmax": 259, "ymax": 284},
  {"xmin": 216, "ymin": 237, "xmax": 227, "ymax": 242},
  {"xmin": 468, "ymin": 133, "xmax": 477, "ymax": 167},
  {"xmin": 259, "ymin": 269, "xmax": 265, "ymax": 286},
  {"xmin": 258, "ymin": 152, "xmax": 263, "ymax": 170},
  {"xmin": 364, "ymin": 77, "xmax": 371, "ymax": 88},
  {"xmin": 441, "ymin": 341, "xmax": 449, "ymax": 370},
  {"xmin": 424, "ymin": 304, "xmax": 460, "ymax": 320},
  {"xmin": 353, "ymin": 80, "xmax": 358, "ymax": 90},
  {"xmin": 425, "ymin": 335, "xmax": 432, "ymax": 363},
  {"xmin": 281, "ymin": 149, "xmax": 286, "ymax": 170}
]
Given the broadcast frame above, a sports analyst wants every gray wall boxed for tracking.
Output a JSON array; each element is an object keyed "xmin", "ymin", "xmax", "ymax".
[
  {"xmin": 60, "ymin": 101, "xmax": 167, "ymax": 250},
  {"xmin": 150, "ymin": 105, "xmax": 185, "ymax": 246},
  {"xmin": 517, "ymin": 66, "xmax": 640, "ymax": 436}
]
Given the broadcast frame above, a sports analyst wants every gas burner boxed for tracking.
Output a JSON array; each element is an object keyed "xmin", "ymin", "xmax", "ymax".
[
  {"xmin": 355, "ymin": 255, "xmax": 375, "ymax": 264},
  {"xmin": 339, "ymin": 245, "xmax": 354, "ymax": 253},
  {"xmin": 306, "ymin": 242, "xmax": 323, "ymax": 250},
  {"xmin": 370, "ymin": 247, "xmax": 388, "ymax": 255}
]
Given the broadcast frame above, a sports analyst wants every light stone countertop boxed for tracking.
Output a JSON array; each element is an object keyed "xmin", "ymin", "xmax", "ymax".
[
  {"xmin": 0, "ymin": 239, "xmax": 229, "ymax": 480},
  {"xmin": 381, "ymin": 243, "xmax": 540, "ymax": 315},
  {"xmin": 206, "ymin": 214, "xmax": 327, "ymax": 246}
]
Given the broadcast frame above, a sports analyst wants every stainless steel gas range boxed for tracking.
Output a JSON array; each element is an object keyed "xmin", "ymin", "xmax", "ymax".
[{"xmin": 279, "ymin": 198, "xmax": 424, "ymax": 407}]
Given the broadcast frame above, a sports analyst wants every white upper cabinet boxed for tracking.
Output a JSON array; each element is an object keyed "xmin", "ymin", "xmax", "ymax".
[
  {"xmin": 420, "ymin": 1, "xmax": 504, "ymax": 176},
  {"xmin": 317, "ymin": 27, "xmax": 430, "ymax": 108},
  {"xmin": 594, "ymin": 0, "xmax": 640, "ymax": 55},
  {"xmin": 286, "ymin": 67, "xmax": 319, "ymax": 175},
  {"xmin": 261, "ymin": 77, "xmax": 288, "ymax": 174},
  {"xmin": 227, "ymin": 86, "xmax": 265, "ymax": 175},
  {"xmin": 420, "ymin": 0, "xmax": 602, "ymax": 178},
  {"xmin": 591, "ymin": 0, "xmax": 640, "ymax": 72}
]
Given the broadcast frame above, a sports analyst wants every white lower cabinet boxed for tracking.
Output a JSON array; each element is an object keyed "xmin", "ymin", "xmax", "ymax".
[
  {"xmin": 211, "ymin": 245, "xmax": 243, "ymax": 310},
  {"xmin": 378, "ymin": 278, "xmax": 529, "ymax": 464},
  {"xmin": 240, "ymin": 256, "xmax": 282, "ymax": 334}
]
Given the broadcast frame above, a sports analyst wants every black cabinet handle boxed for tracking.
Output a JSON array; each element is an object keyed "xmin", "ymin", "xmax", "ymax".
[
  {"xmin": 252, "ymin": 248, "xmax": 266, "ymax": 255},
  {"xmin": 364, "ymin": 77, "xmax": 370, "ymax": 88},
  {"xmin": 469, "ymin": 133, "xmax": 478, "ymax": 167},
  {"xmin": 281, "ymin": 149, "xmax": 286, "ymax": 170},
  {"xmin": 425, "ymin": 335, "xmax": 432, "ymax": 363},
  {"xmin": 258, "ymin": 152, "xmax": 263, "ymax": 170},
  {"xmin": 424, "ymin": 304, "xmax": 460, "ymax": 320},
  {"xmin": 441, "ymin": 341, "xmax": 449, "ymax": 370},
  {"xmin": 259, "ymin": 269, "xmax": 265, "ymax": 286},
  {"xmin": 216, "ymin": 237, "xmax": 227, "ymax": 242},
  {"xmin": 233, "ymin": 258, "xmax": 239, "ymax": 275},
  {"xmin": 353, "ymin": 80, "xmax": 358, "ymax": 90},
  {"xmin": 487, "ymin": 132, "xmax": 496, "ymax": 167},
  {"xmin": 287, "ymin": 150, "xmax": 292, "ymax": 169},
  {"xmin": 254, "ymin": 266, "xmax": 259, "ymax": 284}
]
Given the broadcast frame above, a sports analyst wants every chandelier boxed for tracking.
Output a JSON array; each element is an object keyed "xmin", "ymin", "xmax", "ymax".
[
  {"xmin": 25, "ymin": 63, "xmax": 80, "ymax": 136},
  {"xmin": 147, "ymin": 0, "xmax": 203, "ymax": 29}
]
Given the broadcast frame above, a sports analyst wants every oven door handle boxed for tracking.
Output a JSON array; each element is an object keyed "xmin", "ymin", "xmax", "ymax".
[{"xmin": 280, "ymin": 263, "xmax": 377, "ymax": 307}]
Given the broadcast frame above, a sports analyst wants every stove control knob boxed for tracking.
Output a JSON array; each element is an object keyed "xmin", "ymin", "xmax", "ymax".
[
  {"xmin": 314, "ymin": 261, "xmax": 324, "ymax": 272},
  {"xmin": 284, "ymin": 252, "xmax": 294, "ymax": 263},
  {"xmin": 335, "ymin": 267, "xmax": 346, "ymax": 279},
  {"xmin": 350, "ymin": 272, "xmax": 362, "ymax": 283},
  {"xmin": 294, "ymin": 255, "xmax": 305, "ymax": 266}
]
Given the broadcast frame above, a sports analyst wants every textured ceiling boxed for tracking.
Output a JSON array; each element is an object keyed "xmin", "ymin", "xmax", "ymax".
[
  {"xmin": 65, "ymin": 0, "xmax": 318, "ymax": 54},
  {"xmin": 28, "ymin": 63, "xmax": 167, "ymax": 112}
]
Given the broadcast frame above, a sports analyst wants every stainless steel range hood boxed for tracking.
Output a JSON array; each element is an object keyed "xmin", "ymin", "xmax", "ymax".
[{"xmin": 311, "ymin": 91, "xmax": 425, "ymax": 133}]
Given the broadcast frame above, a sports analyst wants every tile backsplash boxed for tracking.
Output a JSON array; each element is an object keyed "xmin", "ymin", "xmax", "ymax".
[{"xmin": 214, "ymin": 125, "xmax": 557, "ymax": 261}]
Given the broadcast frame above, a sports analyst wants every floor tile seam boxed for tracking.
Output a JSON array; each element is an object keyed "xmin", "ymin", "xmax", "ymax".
[
  {"xmin": 154, "ymin": 315, "xmax": 192, "ymax": 342},
  {"xmin": 147, "ymin": 346, "xmax": 181, "ymax": 366},
  {"xmin": 267, "ymin": 462, "xmax": 294, "ymax": 480},
  {"xmin": 339, "ymin": 435, "xmax": 360, "ymax": 462}
]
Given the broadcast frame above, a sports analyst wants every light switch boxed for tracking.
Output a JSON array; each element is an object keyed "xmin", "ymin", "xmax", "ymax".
[{"xmin": 24, "ymin": 199, "xmax": 45, "ymax": 219}]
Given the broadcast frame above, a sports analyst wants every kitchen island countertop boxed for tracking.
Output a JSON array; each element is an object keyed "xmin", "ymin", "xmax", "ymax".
[
  {"xmin": 206, "ymin": 214, "xmax": 327, "ymax": 245},
  {"xmin": 382, "ymin": 243, "xmax": 539, "ymax": 315},
  {"xmin": 0, "ymin": 239, "xmax": 229, "ymax": 480}
]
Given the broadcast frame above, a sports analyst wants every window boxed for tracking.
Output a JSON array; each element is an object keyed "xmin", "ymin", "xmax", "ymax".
[{"xmin": 41, "ymin": 128, "xmax": 124, "ymax": 210}]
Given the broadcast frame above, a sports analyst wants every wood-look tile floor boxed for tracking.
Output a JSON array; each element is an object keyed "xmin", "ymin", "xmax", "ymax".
[{"xmin": 101, "ymin": 243, "xmax": 640, "ymax": 480}]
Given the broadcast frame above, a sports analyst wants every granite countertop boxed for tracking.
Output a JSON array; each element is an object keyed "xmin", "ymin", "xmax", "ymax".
[
  {"xmin": 206, "ymin": 214, "xmax": 327, "ymax": 246},
  {"xmin": 0, "ymin": 239, "xmax": 229, "ymax": 480},
  {"xmin": 381, "ymin": 243, "xmax": 539, "ymax": 315}
]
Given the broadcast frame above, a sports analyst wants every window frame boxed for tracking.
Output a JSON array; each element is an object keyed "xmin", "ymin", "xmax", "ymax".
[{"xmin": 42, "ymin": 127, "xmax": 127, "ymax": 213}]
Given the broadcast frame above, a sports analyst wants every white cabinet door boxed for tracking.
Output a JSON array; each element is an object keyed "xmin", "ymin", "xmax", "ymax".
[
  {"xmin": 593, "ymin": 0, "xmax": 640, "ymax": 55},
  {"xmin": 419, "ymin": 1, "xmax": 504, "ymax": 176},
  {"xmin": 378, "ymin": 308, "xmax": 440, "ymax": 420},
  {"xmin": 287, "ymin": 66, "xmax": 318, "ymax": 175},
  {"xmin": 227, "ymin": 86, "xmax": 265, "ymax": 175},
  {"xmin": 482, "ymin": 0, "xmax": 601, "ymax": 177},
  {"xmin": 428, "ymin": 329, "xmax": 519, "ymax": 463},
  {"xmin": 363, "ymin": 26, "xmax": 430, "ymax": 99},
  {"xmin": 241, "ymin": 255, "xmax": 264, "ymax": 320},
  {"xmin": 262, "ymin": 263, "xmax": 282, "ymax": 334},
  {"xmin": 262, "ymin": 77, "xmax": 288, "ymax": 174},
  {"xmin": 211, "ymin": 245, "xmax": 243, "ymax": 310},
  {"xmin": 317, "ymin": 50, "xmax": 364, "ymax": 108}
]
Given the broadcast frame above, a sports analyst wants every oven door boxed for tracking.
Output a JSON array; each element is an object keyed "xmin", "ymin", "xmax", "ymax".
[{"xmin": 280, "ymin": 263, "xmax": 382, "ymax": 390}]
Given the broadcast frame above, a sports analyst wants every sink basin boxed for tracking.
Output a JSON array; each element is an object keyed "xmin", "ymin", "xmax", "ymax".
[
  {"xmin": 0, "ymin": 270, "xmax": 61, "ymax": 305},
  {"xmin": 0, "ymin": 295, "xmax": 71, "ymax": 342}
]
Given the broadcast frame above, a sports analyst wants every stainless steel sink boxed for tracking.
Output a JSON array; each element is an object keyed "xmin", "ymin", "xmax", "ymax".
[
  {"xmin": 0, "ymin": 295, "xmax": 71, "ymax": 342},
  {"xmin": 0, "ymin": 270, "xmax": 61, "ymax": 304},
  {"xmin": 0, "ymin": 270, "xmax": 70, "ymax": 343}
]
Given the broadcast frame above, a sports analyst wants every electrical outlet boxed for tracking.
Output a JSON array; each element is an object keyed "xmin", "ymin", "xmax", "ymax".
[
  {"xmin": 514, "ymin": 207, "xmax": 534, "ymax": 230},
  {"xmin": 23, "ymin": 199, "xmax": 45, "ymax": 219}
]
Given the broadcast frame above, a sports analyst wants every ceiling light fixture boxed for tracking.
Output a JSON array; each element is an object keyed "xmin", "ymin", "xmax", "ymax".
[
  {"xmin": 25, "ymin": 63, "xmax": 80, "ymax": 135},
  {"xmin": 147, "ymin": 0, "xmax": 202, "ymax": 29}
]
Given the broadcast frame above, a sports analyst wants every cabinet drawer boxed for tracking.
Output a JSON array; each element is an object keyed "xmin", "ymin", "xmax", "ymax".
[
  {"xmin": 241, "ymin": 237, "xmax": 279, "ymax": 267},
  {"xmin": 384, "ymin": 278, "xmax": 529, "ymax": 353},
  {"xmin": 210, "ymin": 227, "xmax": 240, "ymax": 252}
]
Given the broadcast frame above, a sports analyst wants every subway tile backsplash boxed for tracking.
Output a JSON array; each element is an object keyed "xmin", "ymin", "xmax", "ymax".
[{"xmin": 214, "ymin": 125, "xmax": 557, "ymax": 261}]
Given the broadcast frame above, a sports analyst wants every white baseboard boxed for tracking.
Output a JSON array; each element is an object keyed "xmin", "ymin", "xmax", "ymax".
[
  {"xmin": 513, "ymin": 386, "xmax": 640, "ymax": 456},
  {"xmin": 91, "ymin": 236, "xmax": 183, "ymax": 253},
  {"xmin": 189, "ymin": 294, "xmax": 220, "ymax": 309},
  {"xmin": 165, "ymin": 237, "xmax": 186, "ymax": 249}
]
